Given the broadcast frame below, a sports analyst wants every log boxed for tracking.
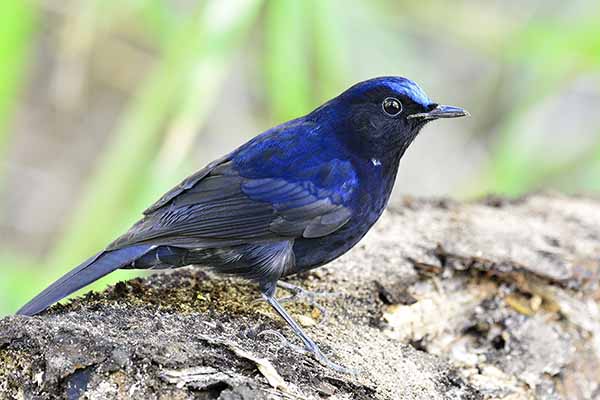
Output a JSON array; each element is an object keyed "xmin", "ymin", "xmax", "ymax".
[{"xmin": 1, "ymin": 193, "xmax": 599, "ymax": 399}]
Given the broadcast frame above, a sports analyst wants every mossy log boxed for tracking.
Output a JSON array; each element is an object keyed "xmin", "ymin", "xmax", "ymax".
[{"xmin": 1, "ymin": 194, "xmax": 599, "ymax": 399}]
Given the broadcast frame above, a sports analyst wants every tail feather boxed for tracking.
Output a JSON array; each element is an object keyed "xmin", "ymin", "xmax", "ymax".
[{"xmin": 17, "ymin": 244, "xmax": 153, "ymax": 316}]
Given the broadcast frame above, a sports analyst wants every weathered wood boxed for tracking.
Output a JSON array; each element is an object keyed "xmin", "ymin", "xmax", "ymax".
[{"xmin": 1, "ymin": 194, "xmax": 599, "ymax": 399}]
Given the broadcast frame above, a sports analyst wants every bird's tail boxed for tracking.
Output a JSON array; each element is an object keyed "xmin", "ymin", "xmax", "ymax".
[{"xmin": 17, "ymin": 244, "xmax": 153, "ymax": 316}]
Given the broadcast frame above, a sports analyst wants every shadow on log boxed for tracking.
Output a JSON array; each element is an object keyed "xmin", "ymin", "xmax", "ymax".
[{"xmin": 1, "ymin": 194, "xmax": 599, "ymax": 399}]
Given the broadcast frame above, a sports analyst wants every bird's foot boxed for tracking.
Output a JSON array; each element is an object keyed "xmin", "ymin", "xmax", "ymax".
[
  {"xmin": 306, "ymin": 342, "xmax": 355, "ymax": 374},
  {"xmin": 276, "ymin": 281, "xmax": 343, "ymax": 325},
  {"xmin": 257, "ymin": 329, "xmax": 354, "ymax": 374},
  {"xmin": 258, "ymin": 329, "xmax": 307, "ymax": 354}
]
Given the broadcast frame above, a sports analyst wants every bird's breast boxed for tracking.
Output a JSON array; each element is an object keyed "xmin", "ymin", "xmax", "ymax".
[{"xmin": 290, "ymin": 155, "xmax": 400, "ymax": 273}]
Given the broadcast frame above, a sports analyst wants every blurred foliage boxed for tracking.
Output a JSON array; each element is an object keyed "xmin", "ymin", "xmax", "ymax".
[
  {"xmin": 47, "ymin": 0, "xmax": 264, "ymax": 296},
  {"xmin": 0, "ymin": 0, "xmax": 36, "ymax": 179},
  {"xmin": 0, "ymin": 0, "xmax": 37, "ymax": 315},
  {"xmin": 483, "ymin": 4, "xmax": 600, "ymax": 194},
  {"xmin": 0, "ymin": 0, "xmax": 599, "ymax": 315}
]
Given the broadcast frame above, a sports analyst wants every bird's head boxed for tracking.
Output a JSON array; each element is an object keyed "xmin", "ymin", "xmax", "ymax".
[{"xmin": 312, "ymin": 76, "xmax": 469, "ymax": 159}]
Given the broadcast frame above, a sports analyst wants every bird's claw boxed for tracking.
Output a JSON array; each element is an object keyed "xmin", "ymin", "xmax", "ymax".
[
  {"xmin": 257, "ymin": 329, "xmax": 354, "ymax": 374},
  {"xmin": 309, "ymin": 346, "xmax": 355, "ymax": 374}
]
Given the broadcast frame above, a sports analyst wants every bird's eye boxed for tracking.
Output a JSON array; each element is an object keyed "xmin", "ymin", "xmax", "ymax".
[{"xmin": 382, "ymin": 97, "xmax": 403, "ymax": 117}]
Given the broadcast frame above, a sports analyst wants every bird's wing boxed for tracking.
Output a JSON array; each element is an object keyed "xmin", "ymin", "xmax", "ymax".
[{"xmin": 108, "ymin": 158, "xmax": 356, "ymax": 250}]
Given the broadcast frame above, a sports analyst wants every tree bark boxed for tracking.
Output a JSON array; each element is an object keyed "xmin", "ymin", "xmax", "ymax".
[{"xmin": 1, "ymin": 194, "xmax": 599, "ymax": 399}]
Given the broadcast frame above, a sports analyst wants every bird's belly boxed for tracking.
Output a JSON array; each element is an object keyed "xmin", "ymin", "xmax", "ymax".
[
  {"xmin": 289, "ymin": 206, "xmax": 384, "ymax": 275},
  {"xmin": 288, "ymin": 155, "xmax": 398, "ymax": 276}
]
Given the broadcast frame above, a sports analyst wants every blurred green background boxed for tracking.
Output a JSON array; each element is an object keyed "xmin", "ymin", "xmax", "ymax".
[{"xmin": 1, "ymin": 0, "xmax": 599, "ymax": 316}]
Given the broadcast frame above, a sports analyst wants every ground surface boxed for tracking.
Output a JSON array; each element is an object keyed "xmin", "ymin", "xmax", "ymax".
[{"xmin": 1, "ymin": 194, "xmax": 599, "ymax": 399}]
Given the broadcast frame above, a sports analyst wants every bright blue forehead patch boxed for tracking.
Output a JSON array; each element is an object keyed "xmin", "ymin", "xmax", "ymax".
[
  {"xmin": 345, "ymin": 77, "xmax": 433, "ymax": 107},
  {"xmin": 386, "ymin": 78, "xmax": 432, "ymax": 107}
]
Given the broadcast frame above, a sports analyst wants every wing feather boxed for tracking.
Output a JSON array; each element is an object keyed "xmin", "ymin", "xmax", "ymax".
[{"xmin": 109, "ymin": 158, "xmax": 356, "ymax": 250}]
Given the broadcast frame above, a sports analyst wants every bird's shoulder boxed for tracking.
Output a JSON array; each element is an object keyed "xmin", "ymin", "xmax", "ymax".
[
  {"xmin": 146, "ymin": 118, "xmax": 358, "ymax": 215},
  {"xmin": 109, "ymin": 121, "xmax": 361, "ymax": 249},
  {"xmin": 234, "ymin": 119, "xmax": 358, "ymax": 194}
]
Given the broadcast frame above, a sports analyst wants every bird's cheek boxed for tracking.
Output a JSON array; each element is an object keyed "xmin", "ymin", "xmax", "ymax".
[
  {"xmin": 389, "ymin": 122, "xmax": 413, "ymax": 145},
  {"xmin": 368, "ymin": 117, "xmax": 386, "ymax": 137},
  {"xmin": 387, "ymin": 120, "xmax": 405, "ymax": 137}
]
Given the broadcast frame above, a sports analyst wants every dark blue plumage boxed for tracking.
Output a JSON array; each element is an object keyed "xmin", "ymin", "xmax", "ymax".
[{"xmin": 18, "ymin": 76, "xmax": 468, "ymax": 370}]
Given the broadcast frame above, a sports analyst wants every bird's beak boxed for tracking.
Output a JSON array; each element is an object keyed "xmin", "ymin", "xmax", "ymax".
[{"xmin": 408, "ymin": 104, "xmax": 470, "ymax": 120}]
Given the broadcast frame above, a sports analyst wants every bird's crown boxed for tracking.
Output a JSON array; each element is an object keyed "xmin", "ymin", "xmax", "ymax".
[{"xmin": 341, "ymin": 76, "xmax": 432, "ymax": 107}]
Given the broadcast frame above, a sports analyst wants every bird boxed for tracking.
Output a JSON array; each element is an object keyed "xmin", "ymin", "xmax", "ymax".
[{"xmin": 17, "ymin": 76, "xmax": 468, "ymax": 371}]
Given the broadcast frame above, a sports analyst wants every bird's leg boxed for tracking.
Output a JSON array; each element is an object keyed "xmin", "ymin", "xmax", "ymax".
[
  {"xmin": 276, "ymin": 281, "xmax": 342, "ymax": 324},
  {"xmin": 261, "ymin": 291, "xmax": 350, "ymax": 373}
]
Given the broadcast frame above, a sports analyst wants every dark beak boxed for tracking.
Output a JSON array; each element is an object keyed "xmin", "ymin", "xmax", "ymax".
[{"xmin": 408, "ymin": 104, "xmax": 470, "ymax": 120}]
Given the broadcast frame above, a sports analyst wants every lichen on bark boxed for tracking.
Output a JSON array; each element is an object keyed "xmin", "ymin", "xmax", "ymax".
[{"xmin": 1, "ymin": 194, "xmax": 599, "ymax": 399}]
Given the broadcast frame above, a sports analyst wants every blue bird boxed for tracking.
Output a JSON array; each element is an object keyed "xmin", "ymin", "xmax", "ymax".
[{"xmin": 17, "ymin": 76, "xmax": 468, "ymax": 370}]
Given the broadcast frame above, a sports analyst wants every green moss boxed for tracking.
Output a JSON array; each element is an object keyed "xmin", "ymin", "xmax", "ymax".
[
  {"xmin": 51, "ymin": 270, "xmax": 317, "ymax": 323},
  {"xmin": 0, "ymin": 348, "xmax": 32, "ymax": 397}
]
